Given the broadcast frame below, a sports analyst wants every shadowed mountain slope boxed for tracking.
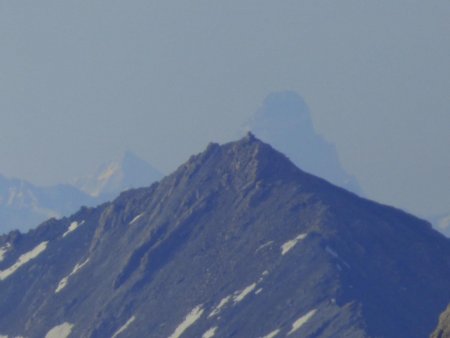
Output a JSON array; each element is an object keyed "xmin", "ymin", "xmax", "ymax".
[{"xmin": 0, "ymin": 134, "xmax": 449, "ymax": 338}]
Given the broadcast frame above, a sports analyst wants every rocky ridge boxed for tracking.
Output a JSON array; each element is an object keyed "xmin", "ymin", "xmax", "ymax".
[{"xmin": 0, "ymin": 134, "xmax": 449, "ymax": 337}]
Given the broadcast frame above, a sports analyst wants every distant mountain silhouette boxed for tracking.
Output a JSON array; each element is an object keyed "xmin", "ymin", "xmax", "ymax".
[
  {"xmin": 0, "ymin": 174, "xmax": 95, "ymax": 233},
  {"xmin": 0, "ymin": 134, "xmax": 449, "ymax": 337},
  {"xmin": 0, "ymin": 151, "xmax": 162, "ymax": 234},
  {"xmin": 245, "ymin": 91, "xmax": 362, "ymax": 195},
  {"xmin": 73, "ymin": 150, "xmax": 162, "ymax": 202}
]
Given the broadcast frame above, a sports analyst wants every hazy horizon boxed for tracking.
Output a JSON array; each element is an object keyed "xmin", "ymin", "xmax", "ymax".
[{"xmin": 1, "ymin": 1, "xmax": 449, "ymax": 217}]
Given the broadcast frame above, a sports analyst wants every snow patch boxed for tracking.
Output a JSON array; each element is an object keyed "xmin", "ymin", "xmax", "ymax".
[
  {"xmin": 210, "ymin": 282, "xmax": 258, "ymax": 317},
  {"xmin": 202, "ymin": 327, "xmax": 218, "ymax": 338},
  {"xmin": 281, "ymin": 233, "xmax": 307, "ymax": 255},
  {"xmin": 112, "ymin": 316, "xmax": 136, "ymax": 338},
  {"xmin": 0, "ymin": 241, "xmax": 48, "ymax": 280},
  {"xmin": 168, "ymin": 305, "xmax": 204, "ymax": 338},
  {"xmin": 55, "ymin": 258, "xmax": 90, "ymax": 293},
  {"xmin": 233, "ymin": 283, "xmax": 257, "ymax": 303},
  {"xmin": 63, "ymin": 221, "xmax": 85, "ymax": 238},
  {"xmin": 45, "ymin": 322, "xmax": 74, "ymax": 338},
  {"xmin": 258, "ymin": 270, "xmax": 269, "ymax": 283},
  {"xmin": 0, "ymin": 243, "xmax": 11, "ymax": 262},
  {"xmin": 261, "ymin": 329, "xmax": 280, "ymax": 338},
  {"xmin": 209, "ymin": 296, "xmax": 231, "ymax": 318},
  {"xmin": 288, "ymin": 309, "xmax": 317, "ymax": 335},
  {"xmin": 129, "ymin": 213, "xmax": 144, "ymax": 225}
]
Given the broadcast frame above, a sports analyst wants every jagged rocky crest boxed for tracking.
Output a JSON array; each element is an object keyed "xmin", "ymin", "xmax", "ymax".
[{"xmin": 0, "ymin": 134, "xmax": 449, "ymax": 338}]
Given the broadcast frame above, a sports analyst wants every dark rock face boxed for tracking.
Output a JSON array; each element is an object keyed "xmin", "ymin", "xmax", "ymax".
[{"xmin": 0, "ymin": 134, "xmax": 449, "ymax": 337}]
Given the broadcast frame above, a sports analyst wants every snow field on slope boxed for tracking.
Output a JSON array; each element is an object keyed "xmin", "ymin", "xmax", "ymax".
[
  {"xmin": 0, "ymin": 241, "xmax": 48, "ymax": 280},
  {"xmin": 62, "ymin": 221, "xmax": 85, "ymax": 238},
  {"xmin": 45, "ymin": 322, "xmax": 74, "ymax": 338},
  {"xmin": 168, "ymin": 305, "xmax": 204, "ymax": 338},
  {"xmin": 281, "ymin": 233, "xmax": 308, "ymax": 255}
]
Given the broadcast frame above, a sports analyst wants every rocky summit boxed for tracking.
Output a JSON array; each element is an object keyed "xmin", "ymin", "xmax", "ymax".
[{"xmin": 1, "ymin": 134, "xmax": 450, "ymax": 338}]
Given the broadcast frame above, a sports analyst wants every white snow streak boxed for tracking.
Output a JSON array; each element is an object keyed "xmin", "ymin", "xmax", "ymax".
[
  {"xmin": 325, "ymin": 246, "xmax": 339, "ymax": 258},
  {"xmin": 201, "ymin": 327, "xmax": 218, "ymax": 338},
  {"xmin": 281, "ymin": 233, "xmax": 307, "ymax": 255},
  {"xmin": 261, "ymin": 329, "xmax": 280, "ymax": 338},
  {"xmin": 63, "ymin": 221, "xmax": 84, "ymax": 238},
  {"xmin": 233, "ymin": 283, "xmax": 257, "ymax": 303},
  {"xmin": 0, "ymin": 243, "xmax": 11, "ymax": 262},
  {"xmin": 288, "ymin": 309, "xmax": 317, "ymax": 335},
  {"xmin": 209, "ymin": 282, "xmax": 259, "ymax": 317},
  {"xmin": 129, "ymin": 213, "xmax": 144, "ymax": 225},
  {"xmin": 55, "ymin": 258, "xmax": 90, "ymax": 293},
  {"xmin": 168, "ymin": 305, "xmax": 204, "ymax": 338},
  {"xmin": 45, "ymin": 322, "xmax": 74, "ymax": 338},
  {"xmin": 112, "ymin": 316, "xmax": 136, "ymax": 338},
  {"xmin": 326, "ymin": 246, "xmax": 350, "ymax": 268},
  {"xmin": 255, "ymin": 241, "xmax": 274, "ymax": 253},
  {"xmin": 209, "ymin": 296, "xmax": 231, "ymax": 318},
  {"xmin": 0, "ymin": 241, "xmax": 48, "ymax": 280}
]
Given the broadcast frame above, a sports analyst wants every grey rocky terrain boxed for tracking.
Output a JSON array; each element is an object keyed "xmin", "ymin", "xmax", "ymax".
[{"xmin": 0, "ymin": 134, "xmax": 449, "ymax": 337}]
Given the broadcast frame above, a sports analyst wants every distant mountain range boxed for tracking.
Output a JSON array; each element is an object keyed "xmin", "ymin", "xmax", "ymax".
[
  {"xmin": 0, "ymin": 151, "xmax": 162, "ymax": 234},
  {"xmin": 0, "ymin": 134, "xmax": 449, "ymax": 337},
  {"xmin": 0, "ymin": 175, "xmax": 95, "ymax": 234}
]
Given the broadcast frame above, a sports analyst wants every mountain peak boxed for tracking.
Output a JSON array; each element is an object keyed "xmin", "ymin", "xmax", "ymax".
[
  {"xmin": 245, "ymin": 90, "xmax": 363, "ymax": 195},
  {"xmin": 0, "ymin": 136, "xmax": 448, "ymax": 338},
  {"xmin": 180, "ymin": 133, "xmax": 297, "ymax": 179},
  {"xmin": 73, "ymin": 151, "xmax": 162, "ymax": 200}
]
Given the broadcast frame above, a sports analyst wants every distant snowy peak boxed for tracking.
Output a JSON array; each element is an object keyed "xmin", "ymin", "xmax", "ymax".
[
  {"xmin": 74, "ymin": 151, "xmax": 162, "ymax": 201},
  {"xmin": 0, "ymin": 151, "xmax": 161, "ymax": 234},
  {"xmin": 245, "ymin": 91, "xmax": 363, "ymax": 195}
]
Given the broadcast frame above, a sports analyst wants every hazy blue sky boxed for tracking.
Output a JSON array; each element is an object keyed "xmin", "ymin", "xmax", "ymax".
[{"xmin": 0, "ymin": 1, "xmax": 449, "ymax": 217}]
